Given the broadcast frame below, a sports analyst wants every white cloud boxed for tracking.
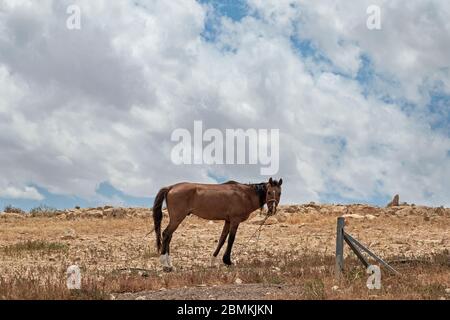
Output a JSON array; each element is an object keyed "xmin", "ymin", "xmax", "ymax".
[
  {"xmin": 0, "ymin": 0, "xmax": 449, "ymax": 207},
  {"xmin": 0, "ymin": 185, "xmax": 44, "ymax": 201}
]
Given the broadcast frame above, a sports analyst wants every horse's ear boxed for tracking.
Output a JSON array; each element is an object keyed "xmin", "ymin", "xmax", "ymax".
[
  {"xmin": 269, "ymin": 177, "xmax": 273, "ymax": 185},
  {"xmin": 279, "ymin": 178, "xmax": 283, "ymax": 186}
]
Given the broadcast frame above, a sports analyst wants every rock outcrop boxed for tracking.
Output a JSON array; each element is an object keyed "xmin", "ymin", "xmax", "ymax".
[
  {"xmin": 2, "ymin": 203, "xmax": 448, "ymax": 222},
  {"xmin": 0, "ymin": 212, "xmax": 25, "ymax": 220},
  {"xmin": 34, "ymin": 206, "xmax": 152, "ymax": 220},
  {"xmin": 386, "ymin": 194, "xmax": 400, "ymax": 207}
]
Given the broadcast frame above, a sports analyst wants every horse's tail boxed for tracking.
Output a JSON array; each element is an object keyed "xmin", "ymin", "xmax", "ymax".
[{"xmin": 152, "ymin": 186, "xmax": 171, "ymax": 253}]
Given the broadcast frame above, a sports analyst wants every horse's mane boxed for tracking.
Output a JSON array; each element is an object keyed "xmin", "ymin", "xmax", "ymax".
[
  {"xmin": 222, "ymin": 180, "xmax": 267, "ymax": 208},
  {"xmin": 249, "ymin": 183, "xmax": 267, "ymax": 209},
  {"xmin": 223, "ymin": 180, "xmax": 239, "ymax": 185}
]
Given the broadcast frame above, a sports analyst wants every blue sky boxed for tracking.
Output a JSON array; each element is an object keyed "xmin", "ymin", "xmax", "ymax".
[
  {"xmin": 0, "ymin": 182, "xmax": 153, "ymax": 211},
  {"xmin": 0, "ymin": 0, "xmax": 449, "ymax": 211}
]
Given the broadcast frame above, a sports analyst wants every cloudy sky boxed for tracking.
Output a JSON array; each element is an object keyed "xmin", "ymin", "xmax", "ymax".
[{"xmin": 0, "ymin": 0, "xmax": 449, "ymax": 210}]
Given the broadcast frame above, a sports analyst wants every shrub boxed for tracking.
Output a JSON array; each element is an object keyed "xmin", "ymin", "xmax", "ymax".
[
  {"xmin": 29, "ymin": 205, "xmax": 59, "ymax": 217},
  {"xmin": 3, "ymin": 205, "xmax": 25, "ymax": 214},
  {"xmin": 2, "ymin": 240, "xmax": 69, "ymax": 256}
]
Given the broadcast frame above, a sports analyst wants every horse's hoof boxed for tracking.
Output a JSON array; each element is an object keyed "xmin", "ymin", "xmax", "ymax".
[
  {"xmin": 163, "ymin": 266, "xmax": 173, "ymax": 273},
  {"xmin": 222, "ymin": 257, "xmax": 233, "ymax": 266}
]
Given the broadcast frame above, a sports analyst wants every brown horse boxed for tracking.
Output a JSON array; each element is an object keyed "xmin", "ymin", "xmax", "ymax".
[{"xmin": 152, "ymin": 178, "xmax": 283, "ymax": 271}]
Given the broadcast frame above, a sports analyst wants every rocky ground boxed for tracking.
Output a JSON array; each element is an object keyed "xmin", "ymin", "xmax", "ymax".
[{"xmin": 0, "ymin": 203, "xmax": 449, "ymax": 299}]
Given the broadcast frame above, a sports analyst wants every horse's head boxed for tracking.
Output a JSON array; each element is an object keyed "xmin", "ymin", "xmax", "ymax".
[{"xmin": 266, "ymin": 177, "xmax": 282, "ymax": 216}]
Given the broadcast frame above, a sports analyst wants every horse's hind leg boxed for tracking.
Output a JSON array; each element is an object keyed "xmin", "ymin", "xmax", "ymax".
[
  {"xmin": 211, "ymin": 221, "xmax": 230, "ymax": 266},
  {"xmin": 160, "ymin": 217, "xmax": 184, "ymax": 272}
]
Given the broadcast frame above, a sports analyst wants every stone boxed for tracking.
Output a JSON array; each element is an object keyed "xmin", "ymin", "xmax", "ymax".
[
  {"xmin": 284, "ymin": 206, "xmax": 298, "ymax": 213},
  {"xmin": 343, "ymin": 214, "xmax": 365, "ymax": 219},
  {"xmin": 275, "ymin": 213, "xmax": 289, "ymax": 223},
  {"xmin": 57, "ymin": 214, "xmax": 67, "ymax": 220},
  {"xmin": 111, "ymin": 208, "xmax": 126, "ymax": 218},
  {"xmin": 61, "ymin": 228, "xmax": 77, "ymax": 240},
  {"xmin": 0, "ymin": 212, "xmax": 25, "ymax": 220},
  {"xmin": 265, "ymin": 216, "xmax": 279, "ymax": 225},
  {"xmin": 235, "ymin": 278, "xmax": 243, "ymax": 284},
  {"xmin": 395, "ymin": 207, "xmax": 413, "ymax": 217},
  {"xmin": 102, "ymin": 207, "xmax": 126, "ymax": 218},
  {"xmin": 249, "ymin": 215, "xmax": 266, "ymax": 225},
  {"xmin": 103, "ymin": 208, "xmax": 114, "ymax": 217},
  {"xmin": 332, "ymin": 206, "xmax": 347, "ymax": 214},
  {"xmin": 88, "ymin": 210, "xmax": 103, "ymax": 218}
]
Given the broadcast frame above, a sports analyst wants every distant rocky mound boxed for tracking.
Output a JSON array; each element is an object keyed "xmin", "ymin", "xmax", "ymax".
[
  {"xmin": 248, "ymin": 202, "xmax": 449, "ymax": 225},
  {"xmin": 0, "ymin": 206, "xmax": 152, "ymax": 220},
  {"xmin": 59, "ymin": 206, "xmax": 152, "ymax": 219},
  {"xmin": 1, "ymin": 202, "xmax": 448, "ymax": 223}
]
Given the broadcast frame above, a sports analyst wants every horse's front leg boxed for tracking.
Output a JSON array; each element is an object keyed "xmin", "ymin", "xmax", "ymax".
[
  {"xmin": 211, "ymin": 221, "xmax": 230, "ymax": 266},
  {"xmin": 222, "ymin": 221, "xmax": 240, "ymax": 266}
]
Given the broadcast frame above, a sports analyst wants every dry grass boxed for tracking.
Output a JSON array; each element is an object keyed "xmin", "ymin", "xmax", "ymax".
[
  {"xmin": 0, "ymin": 209, "xmax": 448, "ymax": 300},
  {"xmin": 0, "ymin": 265, "xmax": 107, "ymax": 300},
  {"xmin": 2, "ymin": 240, "xmax": 68, "ymax": 257},
  {"xmin": 0, "ymin": 251, "xmax": 448, "ymax": 300}
]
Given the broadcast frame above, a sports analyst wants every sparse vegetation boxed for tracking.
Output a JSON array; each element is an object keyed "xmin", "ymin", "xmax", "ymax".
[
  {"xmin": 2, "ymin": 240, "xmax": 68, "ymax": 257},
  {"xmin": 29, "ymin": 205, "xmax": 59, "ymax": 217},
  {"xmin": 303, "ymin": 278, "xmax": 326, "ymax": 299},
  {"xmin": 3, "ymin": 205, "xmax": 24, "ymax": 214}
]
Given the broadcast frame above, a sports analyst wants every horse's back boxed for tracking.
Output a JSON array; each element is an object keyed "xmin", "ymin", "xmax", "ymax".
[
  {"xmin": 168, "ymin": 182, "xmax": 244, "ymax": 200},
  {"xmin": 166, "ymin": 182, "xmax": 252, "ymax": 220}
]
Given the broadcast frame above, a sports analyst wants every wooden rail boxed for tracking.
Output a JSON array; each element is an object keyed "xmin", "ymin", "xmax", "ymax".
[{"xmin": 335, "ymin": 217, "xmax": 400, "ymax": 278}]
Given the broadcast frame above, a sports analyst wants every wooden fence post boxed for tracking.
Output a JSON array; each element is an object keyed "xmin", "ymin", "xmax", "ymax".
[{"xmin": 335, "ymin": 217, "xmax": 345, "ymax": 279}]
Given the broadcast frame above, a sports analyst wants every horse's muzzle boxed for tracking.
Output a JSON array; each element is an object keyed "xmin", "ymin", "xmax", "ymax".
[
  {"xmin": 267, "ymin": 204, "xmax": 277, "ymax": 216},
  {"xmin": 266, "ymin": 199, "xmax": 278, "ymax": 216}
]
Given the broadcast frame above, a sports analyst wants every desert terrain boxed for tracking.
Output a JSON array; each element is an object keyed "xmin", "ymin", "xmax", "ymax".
[{"xmin": 0, "ymin": 203, "xmax": 449, "ymax": 300}]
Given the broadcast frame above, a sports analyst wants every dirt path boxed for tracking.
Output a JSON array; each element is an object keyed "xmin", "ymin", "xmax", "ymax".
[{"xmin": 115, "ymin": 283, "xmax": 302, "ymax": 300}]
